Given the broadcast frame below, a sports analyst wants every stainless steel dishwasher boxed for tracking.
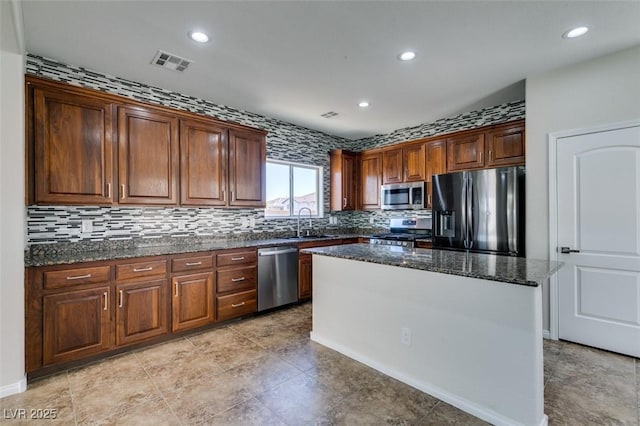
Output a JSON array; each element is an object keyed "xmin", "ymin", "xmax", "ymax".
[{"xmin": 257, "ymin": 246, "xmax": 298, "ymax": 311}]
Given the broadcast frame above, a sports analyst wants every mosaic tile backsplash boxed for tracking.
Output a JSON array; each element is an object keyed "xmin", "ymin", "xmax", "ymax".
[{"xmin": 25, "ymin": 54, "xmax": 524, "ymax": 245}]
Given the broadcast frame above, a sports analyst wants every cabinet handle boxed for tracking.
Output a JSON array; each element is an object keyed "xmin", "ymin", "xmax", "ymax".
[
  {"xmin": 103, "ymin": 292, "xmax": 108, "ymax": 310},
  {"xmin": 107, "ymin": 183, "xmax": 111, "ymax": 199},
  {"xmin": 118, "ymin": 290, "xmax": 123, "ymax": 308},
  {"xmin": 231, "ymin": 257, "xmax": 245, "ymax": 261},
  {"xmin": 231, "ymin": 277, "xmax": 246, "ymax": 282},
  {"xmin": 66, "ymin": 273, "xmax": 92, "ymax": 281},
  {"xmin": 489, "ymin": 150, "xmax": 493, "ymax": 161},
  {"xmin": 174, "ymin": 282, "xmax": 178, "ymax": 297},
  {"xmin": 343, "ymin": 197, "xmax": 347, "ymax": 208},
  {"xmin": 185, "ymin": 261, "xmax": 202, "ymax": 266},
  {"xmin": 480, "ymin": 152, "xmax": 483, "ymax": 163},
  {"xmin": 222, "ymin": 190, "xmax": 226, "ymax": 202},
  {"xmin": 120, "ymin": 184, "xmax": 126, "ymax": 199},
  {"xmin": 133, "ymin": 266, "xmax": 153, "ymax": 272},
  {"xmin": 428, "ymin": 194, "xmax": 431, "ymax": 205},
  {"xmin": 231, "ymin": 302, "xmax": 246, "ymax": 308}
]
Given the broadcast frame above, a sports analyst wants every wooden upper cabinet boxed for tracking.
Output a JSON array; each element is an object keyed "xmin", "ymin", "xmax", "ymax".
[
  {"xmin": 330, "ymin": 149, "xmax": 357, "ymax": 211},
  {"xmin": 228, "ymin": 129, "xmax": 266, "ymax": 207},
  {"xmin": 447, "ymin": 132, "xmax": 485, "ymax": 172},
  {"xmin": 359, "ymin": 152, "xmax": 382, "ymax": 210},
  {"xmin": 403, "ymin": 143, "xmax": 426, "ymax": 182},
  {"xmin": 425, "ymin": 139, "xmax": 447, "ymax": 208},
  {"xmin": 485, "ymin": 123, "xmax": 525, "ymax": 167},
  {"xmin": 118, "ymin": 106, "xmax": 179, "ymax": 205},
  {"xmin": 382, "ymin": 148, "xmax": 403, "ymax": 184},
  {"xmin": 180, "ymin": 119, "xmax": 228, "ymax": 206},
  {"xmin": 33, "ymin": 86, "xmax": 114, "ymax": 205}
]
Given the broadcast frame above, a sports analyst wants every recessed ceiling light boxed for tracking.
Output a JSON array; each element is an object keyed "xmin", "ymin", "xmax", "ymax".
[
  {"xmin": 398, "ymin": 51, "xmax": 416, "ymax": 61},
  {"xmin": 562, "ymin": 26, "xmax": 589, "ymax": 39},
  {"xmin": 189, "ymin": 31, "xmax": 210, "ymax": 43},
  {"xmin": 358, "ymin": 101, "xmax": 369, "ymax": 108}
]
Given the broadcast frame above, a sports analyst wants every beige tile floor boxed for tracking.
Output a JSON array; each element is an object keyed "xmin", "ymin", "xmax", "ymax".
[{"xmin": 1, "ymin": 302, "xmax": 638, "ymax": 425}]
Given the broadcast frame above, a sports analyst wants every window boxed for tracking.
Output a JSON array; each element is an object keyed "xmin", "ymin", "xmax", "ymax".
[{"xmin": 265, "ymin": 160, "xmax": 323, "ymax": 218}]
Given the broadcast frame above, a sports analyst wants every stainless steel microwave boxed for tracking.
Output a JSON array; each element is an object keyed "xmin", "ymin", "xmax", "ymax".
[{"xmin": 380, "ymin": 182, "xmax": 425, "ymax": 210}]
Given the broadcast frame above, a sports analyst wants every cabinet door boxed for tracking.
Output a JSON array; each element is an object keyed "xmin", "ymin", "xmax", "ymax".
[
  {"xmin": 485, "ymin": 123, "xmax": 525, "ymax": 167},
  {"xmin": 330, "ymin": 150, "xmax": 357, "ymax": 211},
  {"xmin": 403, "ymin": 143, "xmax": 426, "ymax": 182},
  {"xmin": 382, "ymin": 148, "xmax": 403, "ymax": 184},
  {"xmin": 43, "ymin": 287, "xmax": 111, "ymax": 365},
  {"xmin": 116, "ymin": 279, "xmax": 169, "ymax": 346},
  {"xmin": 118, "ymin": 106, "xmax": 179, "ymax": 205},
  {"xmin": 342, "ymin": 153, "xmax": 357, "ymax": 210},
  {"xmin": 447, "ymin": 132, "xmax": 485, "ymax": 172},
  {"xmin": 298, "ymin": 253, "xmax": 312, "ymax": 300},
  {"xmin": 171, "ymin": 272, "xmax": 215, "ymax": 332},
  {"xmin": 359, "ymin": 152, "xmax": 382, "ymax": 210},
  {"xmin": 425, "ymin": 139, "xmax": 447, "ymax": 208},
  {"xmin": 228, "ymin": 129, "xmax": 266, "ymax": 207},
  {"xmin": 180, "ymin": 119, "xmax": 228, "ymax": 206},
  {"xmin": 33, "ymin": 87, "xmax": 114, "ymax": 205}
]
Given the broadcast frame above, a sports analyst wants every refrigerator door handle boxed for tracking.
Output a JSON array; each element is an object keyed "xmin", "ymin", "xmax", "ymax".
[
  {"xmin": 507, "ymin": 170, "xmax": 517, "ymax": 254},
  {"xmin": 461, "ymin": 174, "xmax": 468, "ymax": 249},
  {"xmin": 467, "ymin": 174, "xmax": 474, "ymax": 249}
]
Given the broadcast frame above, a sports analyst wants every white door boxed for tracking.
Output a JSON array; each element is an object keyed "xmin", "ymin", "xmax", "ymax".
[{"xmin": 556, "ymin": 124, "xmax": 640, "ymax": 357}]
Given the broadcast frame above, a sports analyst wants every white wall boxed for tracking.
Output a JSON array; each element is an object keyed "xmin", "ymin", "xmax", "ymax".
[
  {"xmin": 526, "ymin": 45, "xmax": 640, "ymax": 332},
  {"xmin": 0, "ymin": 0, "xmax": 26, "ymax": 397}
]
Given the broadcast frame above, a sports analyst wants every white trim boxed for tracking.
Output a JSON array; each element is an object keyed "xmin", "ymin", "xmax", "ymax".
[
  {"xmin": 0, "ymin": 375, "xmax": 27, "ymax": 398},
  {"xmin": 9, "ymin": 0, "xmax": 26, "ymax": 54},
  {"xmin": 311, "ymin": 332, "xmax": 548, "ymax": 426},
  {"xmin": 547, "ymin": 119, "xmax": 640, "ymax": 342}
]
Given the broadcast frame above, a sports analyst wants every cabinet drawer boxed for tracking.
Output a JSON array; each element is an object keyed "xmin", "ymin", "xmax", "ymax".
[
  {"xmin": 298, "ymin": 239, "xmax": 341, "ymax": 250},
  {"xmin": 171, "ymin": 254, "xmax": 214, "ymax": 273},
  {"xmin": 44, "ymin": 266, "xmax": 111, "ymax": 290},
  {"xmin": 217, "ymin": 265, "xmax": 257, "ymax": 294},
  {"xmin": 217, "ymin": 290, "xmax": 257, "ymax": 321},
  {"xmin": 116, "ymin": 260, "xmax": 167, "ymax": 281},
  {"xmin": 216, "ymin": 250, "xmax": 257, "ymax": 267}
]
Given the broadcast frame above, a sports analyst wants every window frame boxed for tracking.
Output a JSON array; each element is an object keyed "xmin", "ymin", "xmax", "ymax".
[{"xmin": 265, "ymin": 159, "xmax": 324, "ymax": 219}]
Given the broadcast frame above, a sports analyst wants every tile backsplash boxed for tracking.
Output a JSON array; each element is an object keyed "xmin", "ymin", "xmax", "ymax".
[{"xmin": 25, "ymin": 54, "xmax": 524, "ymax": 245}]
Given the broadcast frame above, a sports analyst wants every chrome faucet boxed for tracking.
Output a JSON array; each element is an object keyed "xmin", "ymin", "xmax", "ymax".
[{"xmin": 297, "ymin": 207, "xmax": 313, "ymax": 237}]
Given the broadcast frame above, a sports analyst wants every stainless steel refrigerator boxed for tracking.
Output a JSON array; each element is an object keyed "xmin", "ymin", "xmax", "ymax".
[{"xmin": 432, "ymin": 166, "xmax": 525, "ymax": 257}]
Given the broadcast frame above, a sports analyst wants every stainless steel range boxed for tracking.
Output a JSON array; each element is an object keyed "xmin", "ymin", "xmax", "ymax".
[{"xmin": 369, "ymin": 217, "xmax": 432, "ymax": 248}]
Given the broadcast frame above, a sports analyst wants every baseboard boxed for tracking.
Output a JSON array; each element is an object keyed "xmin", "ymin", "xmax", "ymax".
[
  {"xmin": 543, "ymin": 329, "xmax": 551, "ymax": 339},
  {"xmin": 0, "ymin": 375, "xmax": 27, "ymax": 398},
  {"xmin": 311, "ymin": 332, "xmax": 547, "ymax": 426}
]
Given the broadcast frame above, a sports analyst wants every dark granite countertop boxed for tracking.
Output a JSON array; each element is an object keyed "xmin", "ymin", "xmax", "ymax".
[
  {"xmin": 301, "ymin": 244, "xmax": 562, "ymax": 287},
  {"xmin": 24, "ymin": 234, "xmax": 363, "ymax": 267}
]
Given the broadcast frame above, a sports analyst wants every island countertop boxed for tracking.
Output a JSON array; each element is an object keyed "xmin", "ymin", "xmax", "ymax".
[{"xmin": 302, "ymin": 243, "xmax": 562, "ymax": 287}]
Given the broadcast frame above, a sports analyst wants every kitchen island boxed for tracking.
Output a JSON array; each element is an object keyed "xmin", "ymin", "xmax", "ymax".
[{"xmin": 302, "ymin": 244, "xmax": 562, "ymax": 426}]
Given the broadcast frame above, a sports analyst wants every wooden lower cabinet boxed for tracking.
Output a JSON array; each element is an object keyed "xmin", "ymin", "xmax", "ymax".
[
  {"xmin": 217, "ymin": 290, "xmax": 257, "ymax": 321},
  {"xmin": 116, "ymin": 279, "xmax": 169, "ymax": 346},
  {"xmin": 171, "ymin": 272, "xmax": 215, "ymax": 332},
  {"xmin": 43, "ymin": 286, "xmax": 111, "ymax": 366},
  {"xmin": 298, "ymin": 254, "xmax": 313, "ymax": 299}
]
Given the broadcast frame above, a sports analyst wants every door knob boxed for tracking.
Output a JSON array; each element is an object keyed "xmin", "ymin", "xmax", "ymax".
[{"xmin": 560, "ymin": 246, "xmax": 580, "ymax": 254}]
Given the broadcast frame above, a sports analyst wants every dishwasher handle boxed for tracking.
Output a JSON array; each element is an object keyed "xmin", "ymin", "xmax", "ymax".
[{"xmin": 259, "ymin": 247, "xmax": 298, "ymax": 256}]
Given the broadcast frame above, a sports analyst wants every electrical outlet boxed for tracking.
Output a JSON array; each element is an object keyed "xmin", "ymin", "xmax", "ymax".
[
  {"xmin": 369, "ymin": 217, "xmax": 375, "ymax": 224},
  {"xmin": 177, "ymin": 220, "xmax": 187, "ymax": 230},
  {"xmin": 249, "ymin": 217, "xmax": 256, "ymax": 227},
  {"xmin": 81, "ymin": 219, "xmax": 93, "ymax": 234},
  {"xmin": 401, "ymin": 327, "xmax": 412, "ymax": 346}
]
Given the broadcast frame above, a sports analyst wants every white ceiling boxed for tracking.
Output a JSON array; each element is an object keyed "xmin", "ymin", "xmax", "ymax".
[{"xmin": 20, "ymin": 1, "xmax": 640, "ymax": 140}]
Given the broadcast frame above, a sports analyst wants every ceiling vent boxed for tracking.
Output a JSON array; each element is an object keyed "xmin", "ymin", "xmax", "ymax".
[
  {"xmin": 151, "ymin": 50, "xmax": 193, "ymax": 72},
  {"xmin": 321, "ymin": 111, "xmax": 339, "ymax": 119}
]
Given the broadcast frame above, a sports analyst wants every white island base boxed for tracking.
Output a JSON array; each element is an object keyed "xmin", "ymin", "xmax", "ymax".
[{"xmin": 310, "ymin": 255, "xmax": 546, "ymax": 426}]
